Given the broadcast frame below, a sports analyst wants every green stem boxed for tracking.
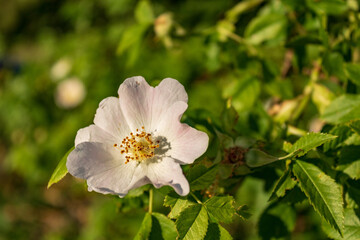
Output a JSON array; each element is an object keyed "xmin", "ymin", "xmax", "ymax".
[
  {"xmin": 190, "ymin": 192, "xmax": 203, "ymax": 205},
  {"xmin": 149, "ymin": 188, "xmax": 153, "ymax": 214}
]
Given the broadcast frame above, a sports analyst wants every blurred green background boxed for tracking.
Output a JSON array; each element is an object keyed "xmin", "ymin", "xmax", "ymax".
[{"xmin": 1, "ymin": 0, "xmax": 358, "ymax": 239}]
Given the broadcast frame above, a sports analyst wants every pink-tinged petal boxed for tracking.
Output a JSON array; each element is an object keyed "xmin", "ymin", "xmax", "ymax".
[
  {"xmin": 147, "ymin": 78, "xmax": 188, "ymax": 130},
  {"xmin": 67, "ymin": 142, "xmax": 142, "ymax": 196},
  {"xmin": 156, "ymin": 101, "xmax": 209, "ymax": 164},
  {"xmin": 168, "ymin": 127, "xmax": 209, "ymax": 164},
  {"xmin": 75, "ymin": 124, "xmax": 118, "ymax": 146},
  {"xmin": 94, "ymin": 97, "xmax": 131, "ymax": 139},
  {"xmin": 118, "ymin": 76, "xmax": 154, "ymax": 131},
  {"xmin": 144, "ymin": 157, "xmax": 190, "ymax": 196}
]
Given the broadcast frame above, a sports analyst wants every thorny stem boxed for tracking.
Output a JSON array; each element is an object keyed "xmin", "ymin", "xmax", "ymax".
[{"xmin": 149, "ymin": 188, "xmax": 153, "ymax": 214}]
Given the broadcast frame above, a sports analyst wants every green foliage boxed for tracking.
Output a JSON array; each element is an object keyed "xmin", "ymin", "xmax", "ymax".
[
  {"xmin": 4, "ymin": 0, "xmax": 360, "ymax": 239},
  {"xmin": 293, "ymin": 160, "xmax": 344, "ymax": 235},
  {"xmin": 176, "ymin": 204, "xmax": 208, "ymax": 240},
  {"xmin": 134, "ymin": 213, "xmax": 152, "ymax": 240},
  {"xmin": 288, "ymin": 132, "xmax": 337, "ymax": 157},
  {"xmin": 204, "ymin": 196, "xmax": 235, "ymax": 224},
  {"xmin": 47, "ymin": 146, "xmax": 73, "ymax": 188},
  {"xmin": 186, "ymin": 165, "xmax": 218, "ymax": 191},
  {"xmin": 322, "ymin": 95, "xmax": 360, "ymax": 124}
]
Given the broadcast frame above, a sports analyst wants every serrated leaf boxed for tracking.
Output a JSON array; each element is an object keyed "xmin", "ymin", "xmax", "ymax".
[
  {"xmin": 323, "ymin": 125, "xmax": 352, "ymax": 152},
  {"xmin": 269, "ymin": 169, "xmax": 297, "ymax": 201},
  {"xmin": 204, "ymin": 223, "xmax": 233, "ymax": 240},
  {"xmin": 322, "ymin": 95, "xmax": 360, "ymax": 124},
  {"xmin": 322, "ymin": 208, "xmax": 360, "ymax": 240},
  {"xmin": 187, "ymin": 165, "xmax": 218, "ymax": 191},
  {"xmin": 47, "ymin": 146, "xmax": 74, "ymax": 188},
  {"xmin": 150, "ymin": 213, "xmax": 178, "ymax": 240},
  {"xmin": 176, "ymin": 204, "xmax": 209, "ymax": 240},
  {"xmin": 293, "ymin": 160, "xmax": 344, "ymax": 235},
  {"xmin": 245, "ymin": 149, "xmax": 279, "ymax": 167},
  {"xmin": 345, "ymin": 63, "xmax": 360, "ymax": 86},
  {"xmin": 289, "ymin": 133, "xmax": 337, "ymax": 157},
  {"xmin": 164, "ymin": 194, "xmax": 195, "ymax": 219},
  {"xmin": 204, "ymin": 196, "xmax": 235, "ymax": 224},
  {"xmin": 134, "ymin": 213, "xmax": 152, "ymax": 240}
]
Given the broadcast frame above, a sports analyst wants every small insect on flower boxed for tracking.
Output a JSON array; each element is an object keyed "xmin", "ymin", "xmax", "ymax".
[{"xmin": 66, "ymin": 76, "xmax": 209, "ymax": 197}]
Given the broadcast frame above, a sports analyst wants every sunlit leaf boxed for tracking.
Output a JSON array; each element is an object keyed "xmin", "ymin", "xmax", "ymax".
[
  {"xmin": 176, "ymin": 204, "xmax": 208, "ymax": 240},
  {"xmin": 134, "ymin": 213, "xmax": 152, "ymax": 240},
  {"xmin": 293, "ymin": 160, "xmax": 344, "ymax": 235},
  {"xmin": 150, "ymin": 213, "xmax": 178, "ymax": 240},
  {"xmin": 47, "ymin": 146, "xmax": 74, "ymax": 189},
  {"xmin": 204, "ymin": 196, "xmax": 235, "ymax": 223},
  {"xmin": 289, "ymin": 132, "xmax": 337, "ymax": 157},
  {"xmin": 322, "ymin": 95, "xmax": 360, "ymax": 124}
]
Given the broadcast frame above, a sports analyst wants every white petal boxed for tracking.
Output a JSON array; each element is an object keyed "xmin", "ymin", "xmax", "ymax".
[
  {"xmin": 94, "ymin": 96, "xmax": 131, "ymax": 139},
  {"xmin": 118, "ymin": 76, "xmax": 154, "ymax": 131},
  {"xmin": 67, "ymin": 142, "xmax": 142, "ymax": 196},
  {"xmin": 144, "ymin": 157, "xmax": 190, "ymax": 196},
  {"xmin": 148, "ymin": 78, "xmax": 188, "ymax": 131},
  {"xmin": 156, "ymin": 101, "xmax": 209, "ymax": 164},
  {"xmin": 118, "ymin": 76, "xmax": 189, "ymax": 131},
  {"xmin": 75, "ymin": 124, "xmax": 118, "ymax": 146},
  {"xmin": 168, "ymin": 127, "xmax": 209, "ymax": 164}
]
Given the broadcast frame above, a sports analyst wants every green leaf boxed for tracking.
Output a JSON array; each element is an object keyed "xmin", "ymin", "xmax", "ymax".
[
  {"xmin": 245, "ymin": 149, "xmax": 279, "ymax": 167},
  {"xmin": 269, "ymin": 169, "xmax": 297, "ymax": 201},
  {"xmin": 164, "ymin": 194, "xmax": 196, "ymax": 219},
  {"xmin": 150, "ymin": 213, "xmax": 178, "ymax": 240},
  {"xmin": 348, "ymin": 120, "xmax": 360, "ymax": 135},
  {"xmin": 176, "ymin": 204, "xmax": 209, "ymax": 240},
  {"xmin": 117, "ymin": 24, "xmax": 148, "ymax": 56},
  {"xmin": 236, "ymin": 205, "xmax": 252, "ymax": 220},
  {"xmin": 135, "ymin": 0, "xmax": 154, "ymax": 25},
  {"xmin": 204, "ymin": 196, "xmax": 235, "ymax": 224},
  {"xmin": 311, "ymin": 83, "xmax": 335, "ymax": 114},
  {"xmin": 134, "ymin": 213, "xmax": 152, "ymax": 240},
  {"xmin": 204, "ymin": 223, "xmax": 233, "ymax": 240},
  {"xmin": 293, "ymin": 160, "xmax": 344, "ymax": 235},
  {"xmin": 289, "ymin": 132, "xmax": 337, "ymax": 157},
  {"xmin": 258, "ymin": 203, "xmax": 296, "ymax": 239},
  {"xmin": 323, "ymin": 52, "xmax": 347, "ymax": 81},
  {"xmin": 323, "ymin": 125, "xmax": 352, "ymax": 152},
  {"xmin": 345, "ymin": 63, "xmax": 360, "ymax": 86},
  {"xmin": 322, "ymin": 208, "xmax": 360, "ymax": 240},
  {"xmin": 245, "ymin": 13, "xmax": 287, "ymax": 45},
  {"xmin": 187, "ymin": 165, "xmax": 218, "ymax": 191},
  {"xmin": 306, "ymin": 0, "xmax": 348, "ymax": 15},
  {"xmin": 47, "ymin": 146, "xmax": 74, "ymax": 189},
  {"xmin": 286, "ymin": 35, "xmax": 322, "ymax": 47},
  {"xmin": 322, "ymin": 95, "xmax": 360, "ymax": 124},
  {"xmin": 127, "ymin": 185, "xmax": 151, "ymax": 198}
]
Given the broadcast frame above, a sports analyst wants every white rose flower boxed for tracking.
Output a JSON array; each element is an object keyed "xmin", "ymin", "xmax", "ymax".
[{"xmin": 66, "ymin": 76, "xmax": 209, "ymax": 197}]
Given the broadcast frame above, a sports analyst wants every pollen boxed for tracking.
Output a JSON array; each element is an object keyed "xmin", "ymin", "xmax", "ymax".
[{"xmin": 114, "ymin": 126, "xmax": 160, "ymax": 164}]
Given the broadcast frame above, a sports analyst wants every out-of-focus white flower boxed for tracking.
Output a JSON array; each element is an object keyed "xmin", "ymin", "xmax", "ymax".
[
  {"xmin": 55, "ymin": 77, "xmax": 86, "ymax": 109},
  {"xmin": 66, "ymin": 76, "xmax": 209, "ymax": 197},
  {"xmin": 51, "ymin": 58, "xmax": 71, "ymax": 80}
]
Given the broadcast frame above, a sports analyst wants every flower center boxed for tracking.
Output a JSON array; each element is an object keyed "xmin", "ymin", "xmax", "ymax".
[{"xmin": 114, "ymin": 126, "xmax": 159, "ymax": 164}]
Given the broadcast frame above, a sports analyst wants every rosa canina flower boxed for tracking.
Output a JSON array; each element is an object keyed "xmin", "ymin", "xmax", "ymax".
[{"xmin": 66, "ymin": 76, "xmax": 209, "ymax": 197}]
